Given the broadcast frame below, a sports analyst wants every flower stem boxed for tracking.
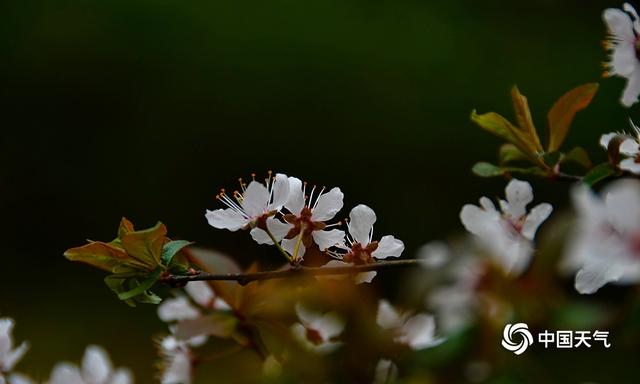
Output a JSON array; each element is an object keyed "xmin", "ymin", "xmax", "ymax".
[
  {"xmin": 161, "ymin": 259, "xmax": 423, "ymax": 286},
  {"xmin": 264, "ymin": 227, "xmax": 293, "ymax": 262}
]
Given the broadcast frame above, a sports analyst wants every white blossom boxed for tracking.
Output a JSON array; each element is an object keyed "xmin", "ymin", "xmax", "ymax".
[
  {"xmin": 420, "ymin": 242, "xmax": 483, "ymax": 333},
  {"xmin": 158, "ymin": 281, "xmax": 230, "ymax": 323},
  {"xmin": 600, "ymin": 121, "xmax": 640, "ymax": 174},
  {"xmin": 205, "ymin": 172, "xmax": 290, "ymax": 243},
  {"xmin": 325, "ymin": 204, "xmax": 405, "ymax": 283},
  {"xmin": 603, "ymin": 3, "xmax": 640, "ymax": 107},
  {"xmin": 47, "ymin": 346, "xmax": 132, "ymax": 384},
  {"xmin": 460, "ymin": 179, "xmax": 552, "ymax": 275},
  {"xmin": 0, "ymin": 318, "xmax": 28, "ymax": 378},
  {"xmin": 290, "ymin": 304, "xmax": 345, "ymax": 354},
  {"xmin": 373, "ymin": 359, "xmax": 398, "ymax": 384},
  {"xmin": 563, "ymin": 179, "xmax": 640, "ymax": 294},
  {"xmin": 376, "ymin": 300, "xmax": 443, "ymax": 350},
  {"xmin": 254, "ymin": 177, "xmax": 345, "ymax": 259},
  {"xmin": 158, "ymin": 336, "xmax": 199, "ymax": 384}
]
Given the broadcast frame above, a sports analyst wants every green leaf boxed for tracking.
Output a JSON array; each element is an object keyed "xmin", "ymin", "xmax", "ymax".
[
  {"xmin": 117, "ymin": 217, "xmax": 135, "ymax": 239},
  {"xmin": 511, "ymin": 86, "xmax": 543, "ymax": 152},
  {"xmin": 561, "ymin": 147, "xmax": 592, "ymax": 169},
  {"xmin": 161, "ymin": 240, "xmax": 193, "ymax": 267},
  {"xmin": 120, "ymin": 222, "xmax": 167, "ymax": 269},
  {"xmin": 117, "ymin": 267, "xmax": 163, "ymax": 301},
  {"xmin": 104, "ymin": 274, "xmax": 136, "ymax": 307},
  {"xmin": 64, "ymin": 242, "xmax": 146, "ymax": 272},
  {"xmin": 505, "ymin": 166, "xmax": 548, "ymax": 177},
  {"xmin": 498, "ymin": 143, "xmax": 529, "ymax": 165},
  {"xmin": 470, "ymin": 110, "xmax": 543, "ymax": 165},
  {"xmin": 472, "ymin": 162, "xmax": 505, "ymax": 177},
  {"xmin": 542, "ymin": 151, "xmax": 562, "ymax": 168},
  {"xmin": 547, "ymin": 83, "xmax": 599, "ymax": 152},
  {"xmin": 583, "ymin": 163, "xmax": 617, "ymax": 186}
]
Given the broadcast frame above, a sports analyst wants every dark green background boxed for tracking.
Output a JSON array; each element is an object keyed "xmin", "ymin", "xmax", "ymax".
[{"xmin": 0, "ymin": 0, "xmax": 635, "ymax": 382}]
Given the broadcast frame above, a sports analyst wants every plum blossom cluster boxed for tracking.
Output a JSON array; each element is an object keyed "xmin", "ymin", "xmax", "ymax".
[
  {"xmin": 0, "ymin": 317, "xmax": 132, "ymax": 384},
  {"xmin": 206, "ymin": 173, "xmax": 404, "ymax": 282}
]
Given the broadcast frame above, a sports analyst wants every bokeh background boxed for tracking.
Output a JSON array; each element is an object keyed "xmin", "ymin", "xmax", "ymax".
[{"xmin": 1, "ymin": 0, "xmax": 637, "ymax": 382}]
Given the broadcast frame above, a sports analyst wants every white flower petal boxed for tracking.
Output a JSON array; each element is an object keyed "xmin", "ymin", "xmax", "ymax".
[
  {"xmin": 372, "ymin": 236, "xmax": 404, "ymax": 259},
  {"xmin": 7, "ymin": 374, "xmax": 36, "ymax": 384},
  {"xmin": 619, "ymin": 138, "xmax": 640, "ymax": 156},
  {"xmin": 205, "ymin": 209, "xmax": 248, "ymax": 231},
  {"xmin": 2, "ymin": 342, "xmax": 28, "ymax": 373},
  {"xmin": 249, "ymin": 227, "xmax": 272, "ymax": 245},
  {"xmin": 109, "ymin": 369, "xmax": 133, "ymax": 384},
  {"xmin": 353, "ymin": 271, "xmax": 377, "ymax": 284},
  {"xmin": 575, "ymin": 265, "xmax": 621, "ymax": 294},
  {"xmin": 49, "ymin": 363, "xmax": 84, "ymax": 384},
  {"xmin": 398, "ymin": 314, "xmax": 443, "ymax": 350},
  {"xmin": 184, "ymin": 281, "xmax": 215, "ymax": 308},
  {"xmin": 504, "ymin": 179, "xmax": 533, "ymax": 219},
  {"xmin": 312, "ymin": 229, "xmax": 346, "ymax": 251},
  {"xmin": 250, "ymin": 218, "xmax": 294, "ymax": 245},
  {"xmin": 604, "ymin": 179, "xmax": 640, "ymax": 232},
  {"xmin": 621, "ymin": 68, "xmax": 640, "ymax": 107},
  {"xmin": 376, "ymin": 300, "xmax": 402, "ymax": 329},
  {"xmin": 315, "ymin": 313, "xmax": 345, "ymax": 340},
  {"xmin": 600, "ymin": 132, "xmax": 617, "ymax": 149},
  {"xmin": 285, "ymin": 177, "xmax": 305, "ymax": 215},
  {"xmin": 162, "ymin": 350, "xmax": 191, "ymax": 384},
  {"xmin": 521, "ymin": 203, "xmax": 553, "ymax": 240},
  {"xmin": 240, "ymin": 181, "xmax": 270, "ymax": 218},
  {"xmin": 295, "ymin": 303, "xmax": 321, "ymax": 327},
  {"xmin": 373, "ymin": 360, "xmax": 398, "ymax": 384},
  {"xmin": 311, "ymin": 187, "xmax": 344, "ymax": 222},
  {"xmin": 493, "ymin": 234, "xmax": 533, "ymax": 276},
  {"xmin": 348, "ymin": 204, "xmax": 377, "ymax": 245},
  {"xmin": 460, "ymin": 204, "xmax": 501, "ymax": 236},
  {"xmin": 269, "ymin": 173, "xmax": 290, "ymax": 211},
  {"xmin": 619, "ymin": 158, "xmax": 640, "ymax": 174},
  {"xmin": 479, "ymin": 197, "xmax": 496, "ymax": 212},
  {"xmin": 603, "ymin": 8, "xmax": 637, "ymax": 77},
  {"xmin": 417, "ymin": 241, "xmax": 450, "ymax": 269},
  {"xmin": 281, "ymin": 237, "xmax": 305, "ymax": 257},
  {"xmin": 158, "ymin": 297, "xmax": 201, "ymax": 322},
  {"xmin": 82, "ymin": 345, "xmax": 112, "ymax": 384}
]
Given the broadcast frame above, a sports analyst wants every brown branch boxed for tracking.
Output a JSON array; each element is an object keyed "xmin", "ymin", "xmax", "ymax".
[{"xmin": 160, "ymin": 259, "xmax": 423, "ymax": 286}]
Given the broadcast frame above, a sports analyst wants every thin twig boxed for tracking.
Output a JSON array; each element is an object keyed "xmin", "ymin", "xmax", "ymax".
[{"xmin": 161, "ymin": 259, "xmax": 423, "ymax": 286}]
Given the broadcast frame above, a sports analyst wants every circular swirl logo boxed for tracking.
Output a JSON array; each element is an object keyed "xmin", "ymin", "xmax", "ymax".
[{"xmin": 501, "ymin": 323, "xmax": 533, "ymax": 355}]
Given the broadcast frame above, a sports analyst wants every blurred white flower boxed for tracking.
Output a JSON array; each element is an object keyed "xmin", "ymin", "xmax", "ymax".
[
  {"xmin": 205, "ymin": 172, "xmax": 290, "ymax": 243},
  {"xmin": 0, "ymin": 318, "xmax": 29, "ymax": 377},
  {"xmin": 373, "ymin": 359, "xmax": 398, "ymax": 384},
  {"xmin": 159, "ymin": 336, "xmax": 200, "ymax": 384},
  {"xmin": 259, "ymin": 177, "xmax": 345, "ymax": 259},
  {"xmin": 563, "ymin": 179, "xmax": 640, "ymax": 294},
  {"xmin": 376, "ymin": 300, "xmax": 443, "ymax": 350},
  {"xmin": 158, "ymin": 281, "xmax": 230, "ymax": 323},
  {"xmin": 325, "ymin": 204, "xmax": 405, "ymax": 283},
  {"xmin": 5, "ymin": 373, "xmax": 36, "ymax": 384},
  {"xmin": 602, "ymin": 3, "xmax": 640, "ymax": 107},
  {"xmin": 291, "ymin": 303, "xmax": 345, "ymax": 354},
  {"xmin": 600, "ymin": 121, "xmax": 640, "ymax": 174},
  {"xmin": 47, "ymin": 345, "xmax": 132, "ymax": 384},
  {"xmin": 460, "ymin": 179, "xmax": 552, "ymax": 275},
  {"xmin": 420, "ymin": 242, "xmax": 484, "ymax": 333}
]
